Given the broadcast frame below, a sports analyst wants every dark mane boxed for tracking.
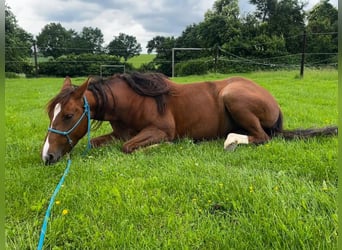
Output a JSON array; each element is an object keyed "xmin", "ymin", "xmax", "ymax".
[
  {"xmin": 47, "ymin": 72, "xmax": 170, "ymax": 121},
  {"xmin": 119, "ymin": 72, "xmax": 171, "ymax": 114},
  {"xmin": 87, "ymin": 76, "xmax": 114, "ymax": 121}
]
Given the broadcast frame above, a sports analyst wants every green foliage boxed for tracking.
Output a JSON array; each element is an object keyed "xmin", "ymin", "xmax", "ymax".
[
  {"xmin": 248, "ymin": 34, "xmax": 287, "ymax": 58},
  {"xmin": 305, "ymin": 0, "xmax": 338, "ymax": 65},
  {"xmin": 5, "ymin": 70, "xmax": 338, "ymax": 249},
  {"xmin": 38, "ymin": 53, "xmax": 125, "ymax": 77},
  {"xmin": 36, "ymin": 24, "xmax": 105, "ymax": 57},
  {"xmin": 146, "ymin": 36, "xmax": 177, "ymax": 76},
  {"xmin": 201, "ymin": 0, "xmax": 241, "ymax": 49},
  {"xmin": 138, "ymin": 62, "xmax": 158, "ymax": 73},
  {"xmin": 269, "ymin": 0, "xmax": 306, "ymax": 54},
  {"xmin": 36, "ymin": 23, "xmax": 75, "ymax": 58},
  {"xmin": 250, "ymin": 0, "xmax": 277, "ymax": 22},
  {"xmin": 107, "ymin": 33, "xmax": 142, "ymax": 62},
  {"xmin": 5, "ymin": 0, "xmax": 338, "ymax": 76},
  {"xmin": 5, "ymin": 5, "xmax": 33, "ymax": 74},
  {"xmin": 5, "ymin": 72, "xmax": 25, "ymax": 78},
  {"xmin": 147, "ymin": 0, "xmax": 337, "ymax": 76},
  {"xmin": 77, "ymin": 27, "xmax": 104, "ymax": 54},
  {"xmin": 175, "ymin": 58, "xmax": 209, "ymax": 76}
]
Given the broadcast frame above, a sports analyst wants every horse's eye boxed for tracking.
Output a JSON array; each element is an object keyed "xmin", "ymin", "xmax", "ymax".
[{"xmin": 63, "ymin": 114, "xmax": 74, "ymax": 120}]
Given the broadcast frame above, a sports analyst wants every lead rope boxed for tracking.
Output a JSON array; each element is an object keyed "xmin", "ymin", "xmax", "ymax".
[
  {"xmin": 82, "ymin": 97, "xmax": 92, "ymax": 156},
  {"xmin": 37, "ymin": 156, "xmax": 72, "ymax": 250},
  {"xmin": 37, "ymin": 98, "xmax": 91, "ymax": 250}
]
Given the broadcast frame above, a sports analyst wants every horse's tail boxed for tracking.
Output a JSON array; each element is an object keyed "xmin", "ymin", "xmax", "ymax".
[
  {"xmin": 279, "ymin": 126, "xmax": 338, "ymax": 139},
  {"xmin": 268, "ymin": 111, "xmax": 338, "ymax": 139}
]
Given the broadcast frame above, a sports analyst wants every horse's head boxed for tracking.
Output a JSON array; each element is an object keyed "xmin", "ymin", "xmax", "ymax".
[{"xmin": 42, "ymin": 77, "xmax": 90, "ymax": 165}]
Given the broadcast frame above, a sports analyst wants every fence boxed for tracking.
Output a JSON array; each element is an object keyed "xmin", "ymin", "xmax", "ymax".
[{"xmin": 5, "ymin": 31, "xmax": 338, "ymax": 77}]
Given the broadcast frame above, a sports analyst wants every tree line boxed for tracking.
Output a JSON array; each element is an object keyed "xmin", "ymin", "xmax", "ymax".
[{"xmin": 5, "ymin": 0, "xmax": 337, "ymax": 77}]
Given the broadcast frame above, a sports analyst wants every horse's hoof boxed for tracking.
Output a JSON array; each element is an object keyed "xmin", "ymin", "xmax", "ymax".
[
  {"xmin": 224, "ymin": 142, "xmax": 238, "ymax": 151},
  {"xmin": 224, "ymin": 133, "xmax": 249, "ymax": 151}
]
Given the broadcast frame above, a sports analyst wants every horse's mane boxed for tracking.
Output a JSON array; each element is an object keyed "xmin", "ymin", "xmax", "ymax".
[
  {"xmin": 47, "ymin": 72, "xmax": 171, "ymax": 122},
  {"xmin": 118, "ymin": 72, "xmax": 171, "ymax": 114},
  {"xmin": 87, "ymin": 76, "xmax": 114, "ymax": 121}
]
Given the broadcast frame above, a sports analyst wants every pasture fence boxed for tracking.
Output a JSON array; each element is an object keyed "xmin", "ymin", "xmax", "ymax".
[{"xmin": 5, "ymin": 31, "xmax": 337, "ymax": 77}]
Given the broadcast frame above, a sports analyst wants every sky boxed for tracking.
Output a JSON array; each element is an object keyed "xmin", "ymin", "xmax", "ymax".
[{"xmin": 7, "ymin": 0, "xmax": 338, "ymax": 53}]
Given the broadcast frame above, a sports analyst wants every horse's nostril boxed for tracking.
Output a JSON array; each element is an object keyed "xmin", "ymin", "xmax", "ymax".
[
  {"xmin": 43, "ymin": 153, "xmax": 55, "ymax": 165},
  {"xmin": 48, "ymin": 153, "xmax": 54, "ymax": 161}
]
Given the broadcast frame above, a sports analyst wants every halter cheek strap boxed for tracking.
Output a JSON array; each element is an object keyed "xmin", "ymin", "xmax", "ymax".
[{"xmin": 48, "ymin": 96, "xmax": 91, "ymax": 151}]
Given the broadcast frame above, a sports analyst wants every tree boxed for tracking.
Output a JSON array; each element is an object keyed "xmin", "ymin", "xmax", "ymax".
[
  {"xmin": 199, "ymin": 0, "xmax": 241, "ymax": 53},
  {"xmin": 198, "ymin": 15, "xmax": 231, "ymax": 48},
  {"xmin": 271, "ymin": 0, "xmax": 305, "ymax": 53},
  {"xmin": 249, "ymin": 0, "xmax": 306, "ymax": 54},
  {"xmin": 249, "ymin": 0, "xmax": 277, "ymax": 22},
  {"xmin": 106, "ymin": 33, "xmax": 142, "ymax": 62},
  {"xmin": 36, "ymin": 23, "xmax": 74, "ymax": 58},
  {"xmin": 78, "ymin": 27, "xmax": 104, "ymax": 54},
  {"xmin": 5, "ymin": 4, "xmax": 33, "ymax": 73},
  {"xmin": 146, "ymin": 36, "xmax": 167, "ymax": 54},
  {"xmin": 176, "ymin": 24, "xmax": 202, "ymax": 48},
  {"xmin": 306, "ymin": 0, "xmax": 338, "ymax": 64},
  {"xmin": 174, "ymin": 24, "xmax": 209, "ymax": 61},
  {"xmin": 146, "ymin": 36, "xmax": 177, "ymax": 76},
  {"xmin": 210, "ymin": 0, "xmax": 240, "ymax": 19}
]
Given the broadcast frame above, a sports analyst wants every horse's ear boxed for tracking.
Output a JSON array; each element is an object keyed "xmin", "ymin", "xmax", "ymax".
[
  {"xmin": 73, "ymin": 78, "xmax": 90, "ymax": 99},
  {"xmin": 61, "ymin": 76, "xmax": 72, "ymax": 91}
]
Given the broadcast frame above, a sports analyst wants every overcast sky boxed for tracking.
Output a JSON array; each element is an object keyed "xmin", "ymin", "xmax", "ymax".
[{"xmin": 7, "ymin": 0, "xmax": 338, "ymax": 52}]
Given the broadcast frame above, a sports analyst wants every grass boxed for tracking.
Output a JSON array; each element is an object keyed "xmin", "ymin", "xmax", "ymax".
[
  {"xmin": 5, "ymin": 70, "xmax": 338, "ymax": 249},
  {"xmin": 127, "ymin": 54, "xmax": 156, "ymax": 68}
]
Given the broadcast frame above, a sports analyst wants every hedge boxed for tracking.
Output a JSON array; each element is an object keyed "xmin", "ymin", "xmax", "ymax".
[{"xmin": 38, "ymin": 53, "xmax": 130, "ymax": 77}]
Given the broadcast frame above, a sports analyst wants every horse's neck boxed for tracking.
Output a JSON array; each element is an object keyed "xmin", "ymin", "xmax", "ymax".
[{"xmin": 84, "ymin": 90, "xmax": 98, "ymax": 119}]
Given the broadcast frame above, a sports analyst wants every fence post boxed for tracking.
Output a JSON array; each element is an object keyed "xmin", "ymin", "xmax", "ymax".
[
  {"xmin": 300, "ymin": 29, "xmax": 306, "ymax": 78},
  {"xmin": 33, "ymin": 40, "xmax": 38, "ymax": 77},
  {"xmin": 172, "ymin": 48, "xmax": 175, "ymax": 78},
  {"xmin": 214, "ymin": 45, "xmax": 219, "ymax": 73}
]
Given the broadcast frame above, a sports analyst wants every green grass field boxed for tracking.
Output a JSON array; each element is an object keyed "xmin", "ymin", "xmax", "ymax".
[
  {"xmin": 5, "ymin": 70, "xmax": 337, "ymax": 249},
  {"xmin": 127, "ymin": 54, "xmax": 156, "ymax": 68}
]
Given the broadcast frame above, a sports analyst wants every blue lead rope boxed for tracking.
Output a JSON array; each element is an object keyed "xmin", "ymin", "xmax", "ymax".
[
  {"xmin": 37, "ymin": 158, "xmax": 72, "ymax": 250},
  {"xmin": 37, "ymin": 96, "xmax": 92, "ymax": 250},
  {"xmin": 83, "ymin": 97, "xmax": 92, "ymax": 156}
]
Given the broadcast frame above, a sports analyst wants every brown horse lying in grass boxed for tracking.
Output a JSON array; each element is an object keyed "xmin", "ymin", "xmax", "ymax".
[{"xmin": 42, "ymin": 72, "xmax": 337, "ymax": 165}]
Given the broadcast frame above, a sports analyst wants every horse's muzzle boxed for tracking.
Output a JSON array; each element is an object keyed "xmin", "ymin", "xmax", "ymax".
[{"xmin": 43, "ymin": 152, "xmax": 61, "ymax": 165}]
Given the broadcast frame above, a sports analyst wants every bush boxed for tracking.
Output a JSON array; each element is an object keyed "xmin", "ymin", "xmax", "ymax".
[
  {"xmin": 5, "ymin": 72, "xmax": 25, "ymax": 78},
  {"xmin": 175, "ymin": 58, "xmax": 209, "ymax": 76},
  {"xmin": 139, "ymin": 62, "xmax": 158, "ymax": 72},
  {"xmin": 38, "ymin": 53, "xmax": 125, "ymax": 77},
  {"xmin": 5, "ymin": 60, "xmax": 34, "ymax": 76}
]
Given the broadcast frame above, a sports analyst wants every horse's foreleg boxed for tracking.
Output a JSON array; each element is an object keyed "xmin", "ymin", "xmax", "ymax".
[
  {"xmin": 90, "ymin": 132, "xmax": 116, "ymax": 148},
  {"xmin": 122, "ymin": 128, "xmax": 170, "ymax": 153}
]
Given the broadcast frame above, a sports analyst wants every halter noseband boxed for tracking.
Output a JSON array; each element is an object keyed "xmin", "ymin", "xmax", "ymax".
[{"xmin": 48, "ymin": 96, "xmax": 91, "ymax": 149}]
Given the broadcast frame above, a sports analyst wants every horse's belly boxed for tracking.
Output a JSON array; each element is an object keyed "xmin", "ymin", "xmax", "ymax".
[{"xmin": 175, "ymin": 112, "xmax": 233, "ymax": 139}]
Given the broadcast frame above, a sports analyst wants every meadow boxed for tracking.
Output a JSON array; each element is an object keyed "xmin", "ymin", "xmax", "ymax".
[
  {"xmin": 5, "ymin": 70, "xmax": 337, "ymax": 249},
  {"xmin": 127, "ymin": 54, "xmax": 156, "ymax": 68}
]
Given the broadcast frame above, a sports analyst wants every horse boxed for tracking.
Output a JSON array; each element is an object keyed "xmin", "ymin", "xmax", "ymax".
[{"xmin": 41, "ymin": 72, "xmax": 337, "ymax": 165}]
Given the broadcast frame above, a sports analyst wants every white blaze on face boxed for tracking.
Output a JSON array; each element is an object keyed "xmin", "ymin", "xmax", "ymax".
[{"xmin": 42, "ymin": 103, "xmax": 61, "ymax": 160}]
